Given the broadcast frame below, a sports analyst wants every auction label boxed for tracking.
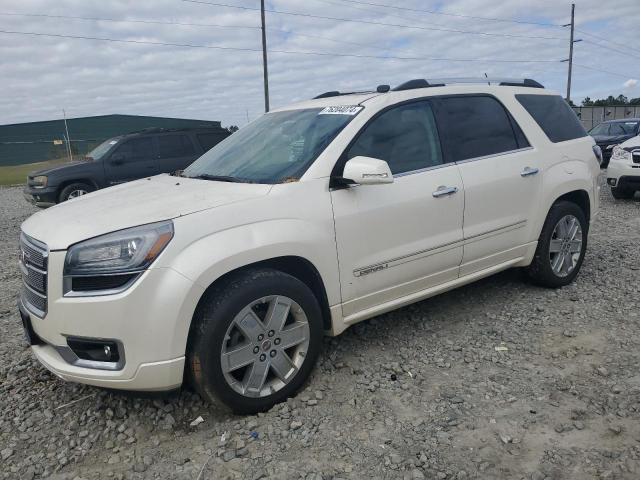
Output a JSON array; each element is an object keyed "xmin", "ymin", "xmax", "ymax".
[{"xmin": 319, "ymin": 105, "xmax": 363, "ymax": 115}]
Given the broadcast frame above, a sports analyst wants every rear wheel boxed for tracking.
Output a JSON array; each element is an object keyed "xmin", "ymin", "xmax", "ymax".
[
  {"xmin": 58, "ymin": 182, "xmax": 93, "ymax": 203},
  {"xmin": 188, "ymin": 269, "xmax": 323, "ymax": 414},
  {"xmin": 611, "ymin": 185, "xmax": 634, "ymax": 200},
  {"xmin": 525, "ymin": 201, "xmax": 587, "ymax": 288}
]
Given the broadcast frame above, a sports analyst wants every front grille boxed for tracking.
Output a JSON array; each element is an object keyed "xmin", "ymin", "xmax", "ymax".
[
  {"xmin": 631, "ymin": 149, "xmax": 640, "ymax": 164},
  {"xmin": 19, "ymin": 233, "xmax": 48, "ymax": 317}
]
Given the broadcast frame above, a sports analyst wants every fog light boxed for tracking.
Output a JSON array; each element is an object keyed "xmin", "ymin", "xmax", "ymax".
[
  {"xmin": 67, "ymin": 337, "xmax": 120, "ymax": 363},
  {"xmin": 607, "ymin": 178, "xmax": 617, "ymax": 186}
]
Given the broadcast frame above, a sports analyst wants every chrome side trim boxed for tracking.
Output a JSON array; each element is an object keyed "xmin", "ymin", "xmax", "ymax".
[
  {"xmin": 353, "ymin": 220, "xmax": 528, "ymax": 277},
  {"xmin": 454, "ymin": 147, "xmax": 534, "ymax": 166}
]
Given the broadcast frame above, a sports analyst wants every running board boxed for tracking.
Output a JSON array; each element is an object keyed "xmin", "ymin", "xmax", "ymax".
[{"xmin": 342, "ymin": 257, "xmax": 524, "ymax": 327}]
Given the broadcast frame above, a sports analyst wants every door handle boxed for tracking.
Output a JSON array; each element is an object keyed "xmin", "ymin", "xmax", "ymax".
[
  {"xmin": 520, "ymin": 166, "xmax": 539, "ymax": 177},
  {"xmin": 432, "ymin": 185, "xmax": 458, "ymax": 198}
]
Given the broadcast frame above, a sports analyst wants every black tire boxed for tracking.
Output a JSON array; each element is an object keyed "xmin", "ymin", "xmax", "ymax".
[
  {"xmin": 58, "ymin": 182, "xmax": 94, "ymax": 203},
  {"xmin": 187, "ymin": 268, "xmax": 323, "ymax": 414},
  {"xmin": 525, "ymin": 201, "xmax": 588, "ymax": 288},
  {"xmin": 611, "ymin": 185, "xmax": 634, "ymax": 200}
]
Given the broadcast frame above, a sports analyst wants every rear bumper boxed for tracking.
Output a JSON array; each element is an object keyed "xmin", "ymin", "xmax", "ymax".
[{"xmin": 23, "ymin": 186, "xmax": 57, "ymax": 207}]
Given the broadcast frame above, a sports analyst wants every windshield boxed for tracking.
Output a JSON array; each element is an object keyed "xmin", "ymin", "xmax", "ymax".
[
  {"xmin": 86, "ymin": 137, "xmax": 120, "ymax": 160},
  {"xmin": 183, "ymin": 107, "xmax": 360, "ymax": 183},
  {"xmin": 589, "ymin": 123, "xmax": 609, "ymax": 135},
  {"xmin": 611, "ymin": 121, "xmax": 638, "ymax": 134}
]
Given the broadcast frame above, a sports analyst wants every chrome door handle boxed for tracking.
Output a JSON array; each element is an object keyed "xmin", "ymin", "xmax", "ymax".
[
  {"xmin": 521, "ymin": 166, "xmax": 539, "ymax": 177},
  {"xmin": 432, "ymin": 186, "xmax": 458, "ymax": 198}
]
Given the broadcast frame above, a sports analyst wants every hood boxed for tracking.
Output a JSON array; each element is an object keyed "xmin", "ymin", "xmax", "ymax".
[
  {"xmin": 21, "ymin": 174, "xmax": 272, "ymax": 250},
  {"xmin": 29, "ymin": 161, "xmax": 89, "ymax": 176},
  {"xmin": 591, "ymin": 133, "xmax": 633, "ymax": 144},
  {"xmin": 620, "ymin": 135, "xmax": 640, "ymax": 149}
]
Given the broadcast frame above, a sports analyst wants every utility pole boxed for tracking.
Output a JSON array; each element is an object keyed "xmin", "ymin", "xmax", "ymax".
[
  {"xmin": 260, "ymin": 0, "xmax": 270, "ymax": 112},
  {"xmin": 63, "ymin": 109, "xmax": 73, "ymax": 162},
  {"xmin": 565, "ymin": 3, "xmax": 576, "ymax": 103}
]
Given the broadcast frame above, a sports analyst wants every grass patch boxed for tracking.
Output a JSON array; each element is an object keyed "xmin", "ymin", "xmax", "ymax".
[{"xmin": 0, "ymin": 158, "xmax": 69, "ymax": 186}]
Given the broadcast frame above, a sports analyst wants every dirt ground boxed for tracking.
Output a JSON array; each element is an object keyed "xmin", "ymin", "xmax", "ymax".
[{"xmin": 1, "ymin": 180, "xmax": 639, "ymax": 480}]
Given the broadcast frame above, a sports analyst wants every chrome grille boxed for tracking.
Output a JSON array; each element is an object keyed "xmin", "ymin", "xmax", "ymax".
[{"xmin": 19, "ymin": 233, "xmax": 48, "ymax": 317}]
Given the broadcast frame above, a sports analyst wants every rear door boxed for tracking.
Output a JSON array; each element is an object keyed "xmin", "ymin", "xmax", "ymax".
[
  {"xmin": 155, "ymin": 133, "xmax": 199, "ymax": 172},
  {"xmin": 432, "ymin": 95, "xmax": 541, "ymax": 276},
  {"xmin": 104, "ymin": 136, "xmax": 158, "ymax": 185}
]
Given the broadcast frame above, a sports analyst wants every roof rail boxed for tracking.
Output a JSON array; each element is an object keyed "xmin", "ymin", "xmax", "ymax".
[
  {"xmin": 312, "ymin": 89, "xmax": 378, "ymax": 99},
  {"xmin": 392, "ymin": 77, "xmax": 544, "ymax": 92}
]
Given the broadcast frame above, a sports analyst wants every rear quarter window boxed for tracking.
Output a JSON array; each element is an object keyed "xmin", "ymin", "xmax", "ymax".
[{"xmin": 516, "ymin": 94, "xmax": 587, "ymax": 143}]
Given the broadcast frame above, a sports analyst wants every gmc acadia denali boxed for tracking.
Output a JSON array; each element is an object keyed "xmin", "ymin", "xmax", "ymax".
[{"xmin": 18, "ymin": 78, "xmax": 600, "ymax": 413}]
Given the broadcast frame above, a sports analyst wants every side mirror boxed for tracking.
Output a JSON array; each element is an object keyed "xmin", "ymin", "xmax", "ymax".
[
  {"xmin": 110, "ymin": 153, "xmax": 125, "ymax": 165},
  {"xmin": 341, "ymin": 156, "xmax": 394, "ymax": 186}
]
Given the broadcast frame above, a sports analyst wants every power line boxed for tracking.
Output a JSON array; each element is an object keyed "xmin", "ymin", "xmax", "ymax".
[
  {"xmin": 576, "ymin": 28, "xmax": 640, "ymax": 55},
  {"xmin": 181, "ymin": 0, "xmax": 566, "ymax": 41},
  {"xmin": 0, "ymin": 11, "xmax": 393, "ymax": 53},
  {"xmin": 573, "ymin": 63, "xmax": 638, "ymax": 80},
  {"xmin": 333, "ymin": 0, "xmax": 563, "ymax": 27},
  {"xmin": 0, "ymin": 28, "xmax": 562, "ymax": 64},
  {"xmin": 581, "ymin": 39, "xmax": 640, "ymax": 61}
]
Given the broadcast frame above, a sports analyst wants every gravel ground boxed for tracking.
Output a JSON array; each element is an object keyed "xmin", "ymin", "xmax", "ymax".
[{"xmin": 1, "ymin": 181, "xmax": 639, "ymax": 480}]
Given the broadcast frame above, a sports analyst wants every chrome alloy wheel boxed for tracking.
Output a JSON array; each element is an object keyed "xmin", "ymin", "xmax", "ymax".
[
  {"xmin": 220, "ymin": 295, "xmax": 310, "ymax": 398},
  {"xmin": 67, "ymin": 189, "xmax": 88, "ymax": 199},
  {"xmin": 549, "ymin": 214, "xmax": 583, "ymax": 277}
]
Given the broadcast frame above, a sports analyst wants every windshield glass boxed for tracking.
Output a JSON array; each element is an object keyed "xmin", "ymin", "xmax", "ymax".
[
  {"xmin": 184, "ymin": 107, "xmax": 360, "ymax": 183},
  {"xmin": 589, "ymin": 123, "xmax": 609, "ymax": 135},
  {"xmin": 86, "ymin": 137, "xmax": 120, "ymax": 160},
  {"xmin": 612, "ymin": 121, "xmax": 638, "ymax": 134}
]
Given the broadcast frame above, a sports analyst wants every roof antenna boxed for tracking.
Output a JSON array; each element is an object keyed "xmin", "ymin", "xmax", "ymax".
[{"xmin": 484, "ymin": 73, "xmax": 490, "ymax": 85}]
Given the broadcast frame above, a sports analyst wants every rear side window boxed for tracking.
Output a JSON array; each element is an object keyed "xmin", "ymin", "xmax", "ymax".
[
  {"xmin": 347, "ymin": 100, "xmax": 443, "ymax": 174},
  {"xmin": 433, "ymin": 96, "xmax": 526, "ymax": 162},
  {"xmin": 197, "ymin": 132, "xmax": 226, "ymax": 151},
  {"xmin": 516, "ymin": 94, "xmax": 587, "ymax": 143},
  {"xmin": 157, "ymin": 135, "xmax": 196, "ymax": 158}
]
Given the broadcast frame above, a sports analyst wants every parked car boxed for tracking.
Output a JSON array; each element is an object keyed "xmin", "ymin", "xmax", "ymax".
[
  {"xmin": 588, "ymin": 118, "xmax": 640, "ymax": 168},
  {"xmin": 607, "ymin": 135, "xmax": 640, "ymax": 199},
  {"xmin": 23, "ymin": 127, "xmax": 230, "ymax": 207},
  {"xmin": 18, "ymin": 78, "xmax": 600, "ymax": 414}
]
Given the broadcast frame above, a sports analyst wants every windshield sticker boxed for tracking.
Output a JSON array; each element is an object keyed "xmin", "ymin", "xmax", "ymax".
[
  {"xmin": 625, "ymin": 122, "xmax": 637, "ymax": 125},
  {"xmin": 319, "ymin": 105, "xmax": 363, "ymax": 115}
]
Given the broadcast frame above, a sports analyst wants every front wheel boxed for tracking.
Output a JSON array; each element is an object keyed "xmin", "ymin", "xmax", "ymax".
[
  {"xmin": 188, "ymin": 269, "xmax": 323, "ymax": 414},
  {"xmin": 611, "ymin": 185, "xmax": 634, "ymax": 200},
  {"xmin": 525, "ymin": 201, "xmax": 588, "ymax": 288},
  {"xmin": 58, "ymin": 182, "xmax": 94, "ymax": 203}
]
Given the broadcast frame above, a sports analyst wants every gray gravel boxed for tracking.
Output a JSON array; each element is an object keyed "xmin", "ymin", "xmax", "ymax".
[{"xmin": 1, "ymin": 180, "xmax": 639, "ymax": 480}]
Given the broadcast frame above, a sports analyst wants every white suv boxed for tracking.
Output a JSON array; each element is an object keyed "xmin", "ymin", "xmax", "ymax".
[
  {"xmin": 607, "ymin": 136, "xmax": 640, "ymax": 199},
  {"xmin": 18, "ymin": 78, "xmax": 600, "ymax": 413}
]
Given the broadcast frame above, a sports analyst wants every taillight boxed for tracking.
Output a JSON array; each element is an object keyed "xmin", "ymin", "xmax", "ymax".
[{"xmin": 592, "ymin": 145, "xmax": 603, "ymax": 166}]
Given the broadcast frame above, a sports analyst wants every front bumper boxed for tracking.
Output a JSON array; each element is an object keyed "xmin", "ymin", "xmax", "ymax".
[
  {"xmin": 607, "ymin": 158, "xmax": 640, "ymax": 186},
  {"xmin": 23, "ymin": 185, "xmax": 58, "ymax": 208},
  {"xmin": 19, "ymin": 250, "xmax": 205, "ymax": 391}
]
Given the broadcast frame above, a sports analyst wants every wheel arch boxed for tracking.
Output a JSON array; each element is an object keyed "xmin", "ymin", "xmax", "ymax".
[{"xmin": 56, "ymin": 178, "xmax": 99, "ymax": 200}]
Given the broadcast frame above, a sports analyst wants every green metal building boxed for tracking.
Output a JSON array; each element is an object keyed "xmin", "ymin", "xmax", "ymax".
[{"xmin": 0, "ymin": 114, "xmax": 224, "ymax": 167}]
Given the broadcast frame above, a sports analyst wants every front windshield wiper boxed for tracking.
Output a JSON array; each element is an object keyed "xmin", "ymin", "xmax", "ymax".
[{"xmin": 188, "ymin": 173, "xmax": 244, "ymax": 183}]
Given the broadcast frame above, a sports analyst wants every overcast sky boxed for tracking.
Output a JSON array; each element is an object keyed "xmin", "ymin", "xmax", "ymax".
[{"xmin": 1, "ymin": 0, "xmax": 638, "ymax": 127}]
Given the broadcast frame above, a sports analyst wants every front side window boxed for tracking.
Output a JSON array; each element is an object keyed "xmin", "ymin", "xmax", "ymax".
[
  {"xmin": 433, "ymin": 96, "xmax": 522, "ymax": 162},
  {"xmin": 157, "ymin": 134, "xmax": 196, "ymax": 158},
  {"xmin": 589, "ymin": 123, "xmax": 610, "ymax": 135},
  {"xmin": 111, "ymin": 137, "xmax": 153, "ymax": 162},
  {"xmin": 184, "ymin": 108, "xmax": 358, "ymax": 183},
  {"xmin": 346, "ymin": 101, "xmax": 443, "ymax": 174},
  {"xmin": 516, "ymin": 94, "xmax": 587, "ymax": 143},
  {"xmin": 87, "ymin": 137, "xmax": 120, "ymax": 160}
]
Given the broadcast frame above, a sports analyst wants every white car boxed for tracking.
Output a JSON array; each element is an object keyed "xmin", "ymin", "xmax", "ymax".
[
  {"xmin": 18, "ymin": 78, "xmax": 600, "ymax": 413},
  {"xmin": 607, "ymin": 136, "xmax": 640, "ymax": 199}
]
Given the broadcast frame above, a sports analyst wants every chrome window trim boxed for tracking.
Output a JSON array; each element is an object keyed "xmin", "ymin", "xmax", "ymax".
[
  {"xmin": 393, "ymin": 162, "xmax": 451, "ymax": 178},
  {"xmin": 454, "ymin": 146, "xmax": 534, "ymax": 165}
]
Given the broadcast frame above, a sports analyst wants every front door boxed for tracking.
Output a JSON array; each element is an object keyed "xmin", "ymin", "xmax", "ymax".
[
  {"xmin": 330, "ymin": 100, "xmax": 465, "ymax": 319},
  {"xmin": 104, "ymin": 136, "xmax": 158, "ymax": 185}
]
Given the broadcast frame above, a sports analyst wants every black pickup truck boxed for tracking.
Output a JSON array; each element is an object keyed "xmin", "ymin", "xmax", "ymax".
[{"xmin": 23, "ymin": 127, "xmax": 230, "ymax": 207}]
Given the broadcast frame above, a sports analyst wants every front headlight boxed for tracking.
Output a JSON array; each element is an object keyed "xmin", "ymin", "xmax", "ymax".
[
  {"xmin": 64, "ymin": 220, "xmax": 174, "ymax": 276},
  {"xmin": 32, "ymin": 175, "xmax": 48, "ymax": 188},
  {"xmin": 611, "ymin": 146, "xmax": 631, "ymax": 162}
]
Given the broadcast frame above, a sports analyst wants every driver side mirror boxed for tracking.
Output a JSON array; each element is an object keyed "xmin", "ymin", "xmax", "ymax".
[
  {"xmin": 341, "ymin": 156, "xmax": 394, "ymax": 186},
  {"xmin": 110, "ymin": 153, "xmax": 125, "ymax": 165}
]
